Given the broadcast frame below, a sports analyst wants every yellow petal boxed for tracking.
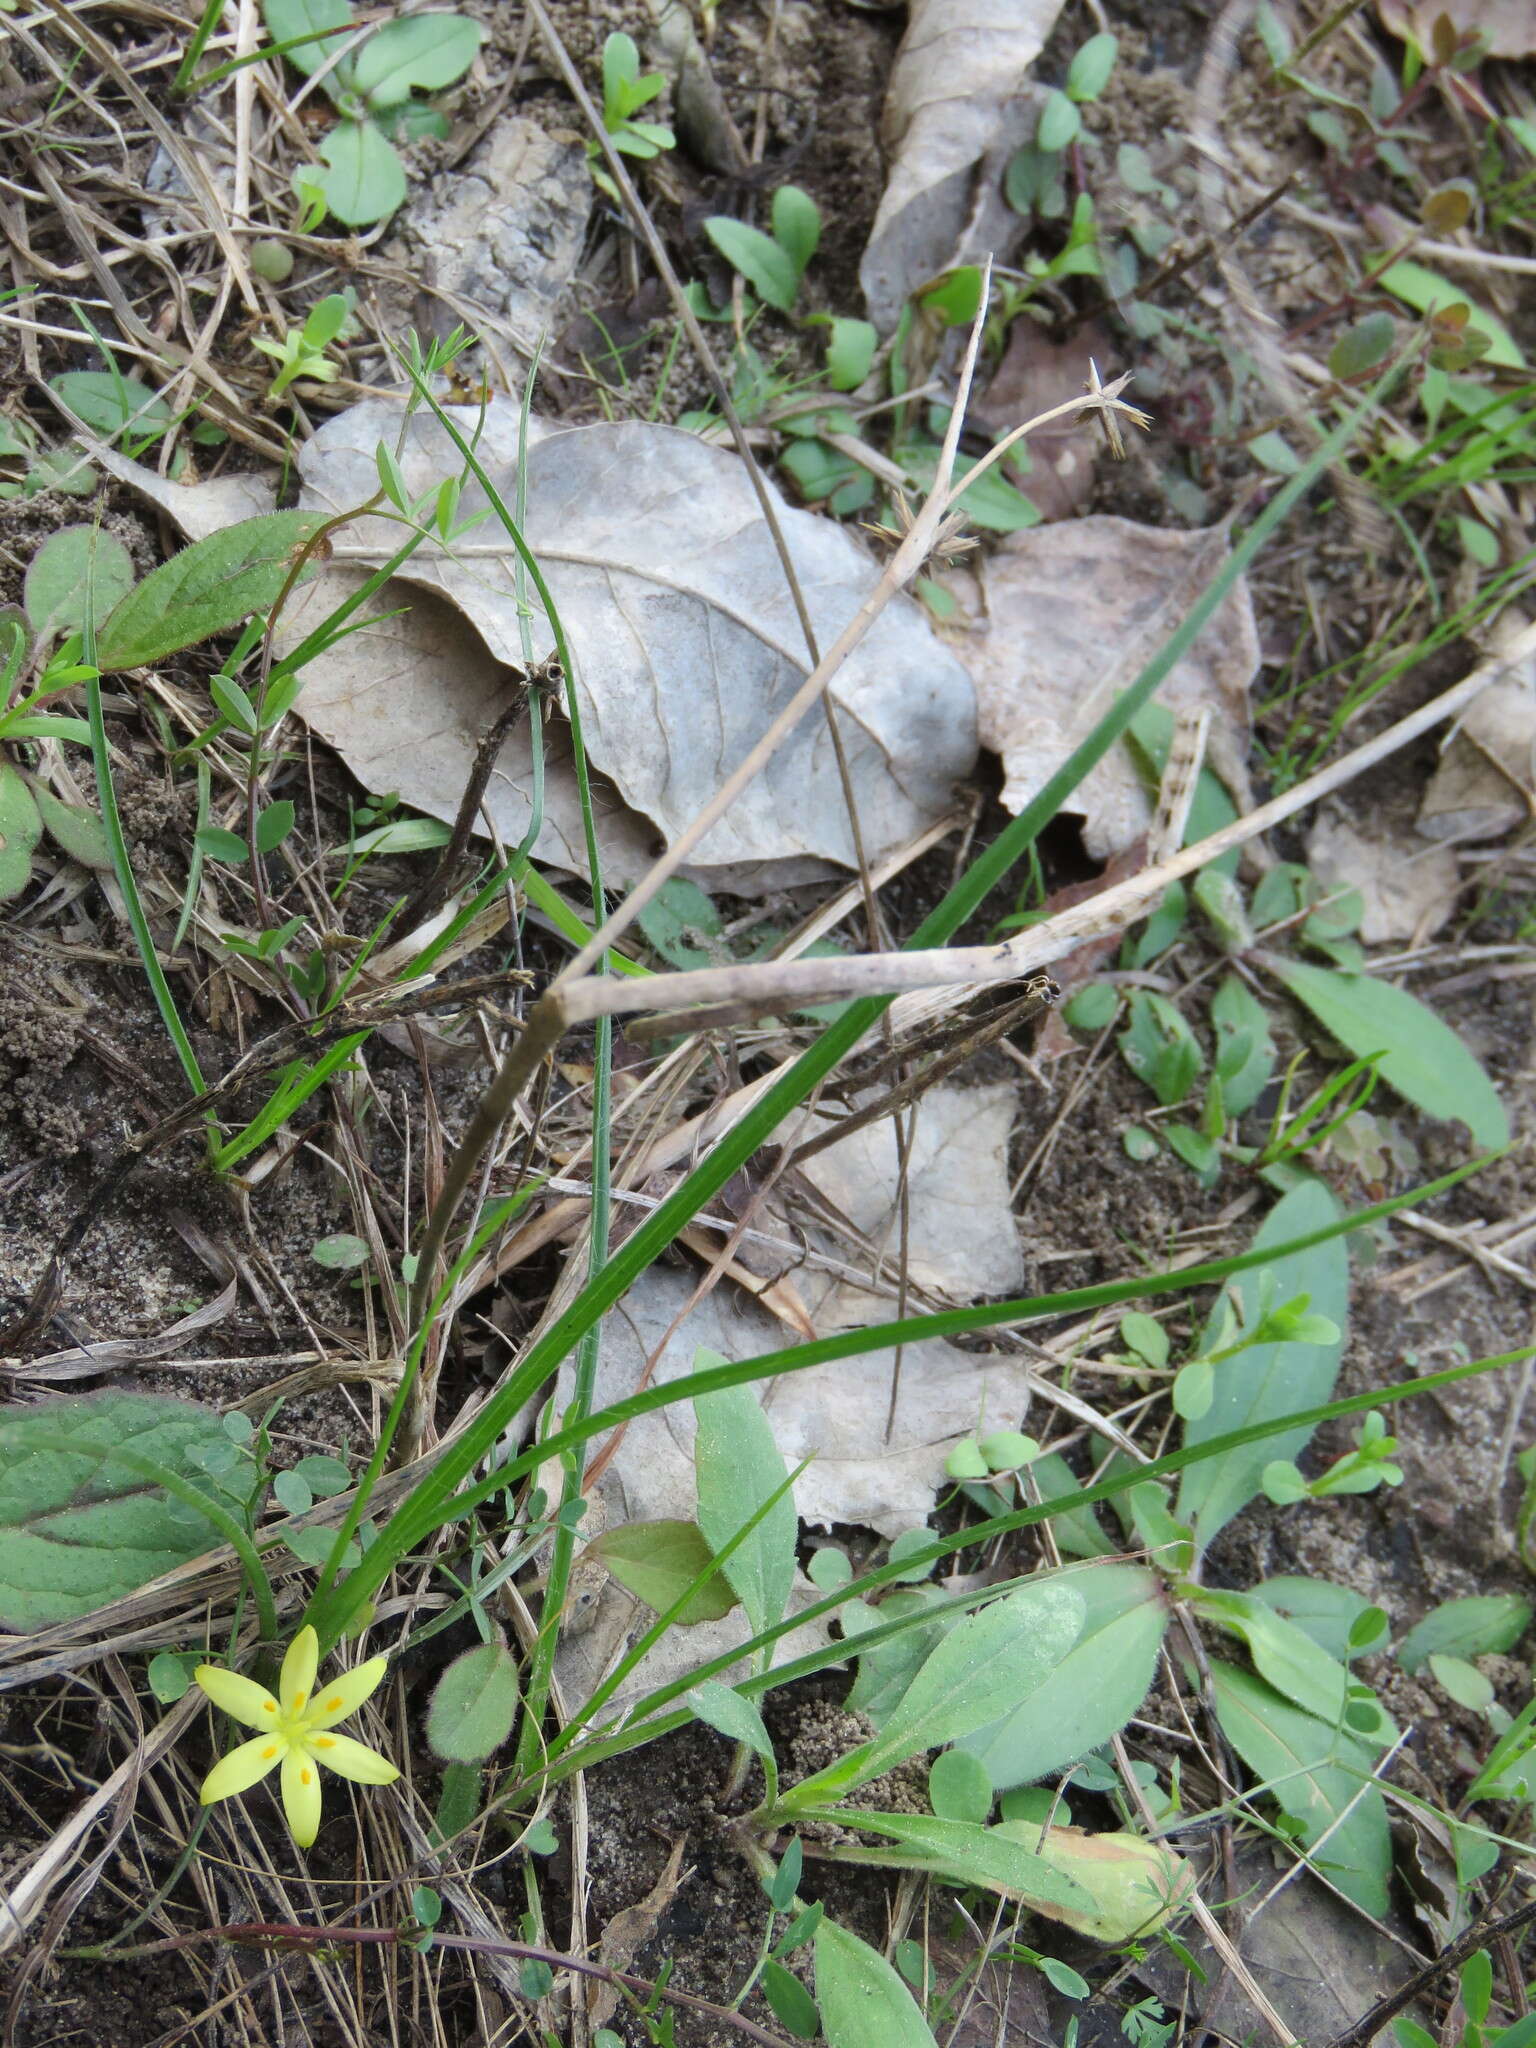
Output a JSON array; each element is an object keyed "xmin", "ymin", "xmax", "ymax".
[
  {"xmin": 200, "ymin": 1733, "xmax": 285, "ymax": 1805},
  {"xmin": 279, "ymin": 1626, "xmax": 319, "ymax": 1717},
  {"xmin": 281, "ymin": 1749, "xmax": 323, "ymax": 1849},
  {"xmin": 194, "ymin": 1666, "xmax": 281, "ymax": 1730},
  {"xmin": 305, "ymin": 1655, "xmax": 389, "ymax": 1729},
  {"xmin": 307, "ymin": 1730, "xmax": 400, "ymax": 1786}
]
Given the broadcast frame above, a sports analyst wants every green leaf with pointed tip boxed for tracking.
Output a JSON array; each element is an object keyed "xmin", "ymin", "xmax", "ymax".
[
  {"xmin": 704, "ymin": 216, "xmax": 800, "ymax": 312},
  {"xmin": 1262, "ymin": 955, "xmax": 1507, "ymax": 1150},
  {"xmin": 1209, "ymin": 1657, "xmax": 1391, "ymax": 1917},
  {"xmin": 960, "ymin": 1564, "xmax": 1168, "ymax": 1791},
  {"xmin": 1397, "ymin": 1594, "xmax": 1531, "ymax": 1674},
  {"xmin": 685, "ymin": 1680, "xmax": 774, "ymax": 1760},
  {"xmin": 694, "ymin": 1374, "xmax": 796, "ymax": 1639},
  {"xmin": 787, "ymin": 1581, "xmax": 1084, "ymax": 1807},
  {"xmin": 1177, "ymin": 1178, "xmax": 1348, "ymax": 1548},
  {"xmin": 1252, "ymin": 1576, "xmax": 1380, "ymax": 1662},
  {"xmin": 1194, "ymin": 1588, "xmax": 1396, "ymax": 1745},
  {"xmin": 585, "ymin": 1518, "xmax": 736, "ymax": 1624},
  {"xmin": 96, "ymin": 512, "xmax": 329, "ymax": 671},
  {"xmin": 815, "ymin": 1917, "xmax": 938, "ymax": 2048}
]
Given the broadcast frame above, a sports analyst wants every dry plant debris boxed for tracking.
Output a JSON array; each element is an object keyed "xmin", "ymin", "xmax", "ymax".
[{"xmin": 957, "ymin": 514, "xmax": 1260, "ymax": 856}]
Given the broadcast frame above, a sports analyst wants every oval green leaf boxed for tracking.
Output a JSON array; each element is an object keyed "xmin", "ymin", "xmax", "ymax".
[{"xmin": 426, "ymin": 1642, "xmax": 521, "ymax": 1762}]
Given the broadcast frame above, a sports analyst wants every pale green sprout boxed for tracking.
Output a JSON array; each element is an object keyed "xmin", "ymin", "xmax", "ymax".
[{"xmin": 195, "ymin": 1624, "xmax": 398, "ymax": 1848}]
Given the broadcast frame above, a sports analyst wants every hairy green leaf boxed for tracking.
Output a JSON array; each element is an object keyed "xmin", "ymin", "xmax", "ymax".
[
  {"xmin": 0, "ymin": 763, "xmax": 42, "ymax": 901},
  {"xmin": 685, "ymin": 1680, "xmax": 774, "ymax": 1760},
  {"xmin": 95, "ymin": 512, "xmax": 328, "ymax": 670},
  {"xmin": 23, "ymin": 526, "xmax": 136, "ymax": 638},
  {"xmin": 0, "ymin": 1393, "xmax": 247, "ymax": 1629},
  {"xmin": 426, "ymin": 1642, "xmax": 520, "ymax": 1762}
]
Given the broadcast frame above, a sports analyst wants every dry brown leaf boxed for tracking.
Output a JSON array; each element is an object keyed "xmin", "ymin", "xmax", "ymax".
[
  {"xmin": 564, "ymin": 1255, "xmax": 1033, "ymax": 1549},
  {"xmin": 959, "ymin": 516, "xmax": 1259, "ymax": 857},
  {"xmin": 98, "ymin": 400, "xmax": 979, "ymax": 891},
  {"xmin": 1377, "ymin": 0, "xmax": 1536, "ymax": 59},
  {"xmin": 859, "ymin": 0, "xmax": 1064, "ymax": 331},
  {"xmin": 589, "ymin": 1838, "xmax": 690, "ymax": 2027},
  {"xmin": 1305, "ymin": 811, "xmax": 1460, "ymax": 943},
  {"xmin": 1418, "ymin": 671, "xmax": 1536, "ymax": 842}
]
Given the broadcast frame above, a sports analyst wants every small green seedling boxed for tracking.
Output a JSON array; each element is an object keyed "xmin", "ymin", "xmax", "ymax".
[
  {"xmin": 1263, "ymin": 1409, "xmax": 1404, "ymax": 1504},
  {"xmin": 705, "ymin": 185, "xmax": 822, "ymax": 316},
  {"xmin": 252, "ymin": 291, "xmax": 355, "ymax": 401},
  {"xmin": 262, "ymin": 0, "xmax": 481, "ymax": 226},
  {"xmin": 588, "ymin": 32, "xmax": 674, "ymax": 200},
  {"xmin": 1172, "ymin": 1274, "xmax": 1339, "ymax": 1423}
]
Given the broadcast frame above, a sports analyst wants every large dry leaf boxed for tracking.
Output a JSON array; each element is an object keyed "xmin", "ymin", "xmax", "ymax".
[
  {"xmin": 1378, "ymin": 0, "xmax": 1536, "ymax": 58},
  {"xmin": 555, "ymin": 1082, "xmax": 1032, "ymax": 1595},
  {"xmin": 100, "ymin": 402, "xmax": 979, "ymax": 890},
  {"xmin": 295, "ymin": 403, "xmax": 979, "ymax": 883},
  {"xmin": 860, "ymin": 0, "xmax": 1064, "ymax": 331},
  {"xmin": 959, "ymin": 516, "xmax": 1260, "ymax": 858},
  {"xmin": 1418, "ymin": 659, "xmax": 1536, "ymax": 843}
]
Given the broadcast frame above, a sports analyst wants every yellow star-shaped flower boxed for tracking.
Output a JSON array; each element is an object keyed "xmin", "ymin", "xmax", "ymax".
[{"xmin": 195, "ymin": 1625, "xmax": 399, "ymax": 1849}]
